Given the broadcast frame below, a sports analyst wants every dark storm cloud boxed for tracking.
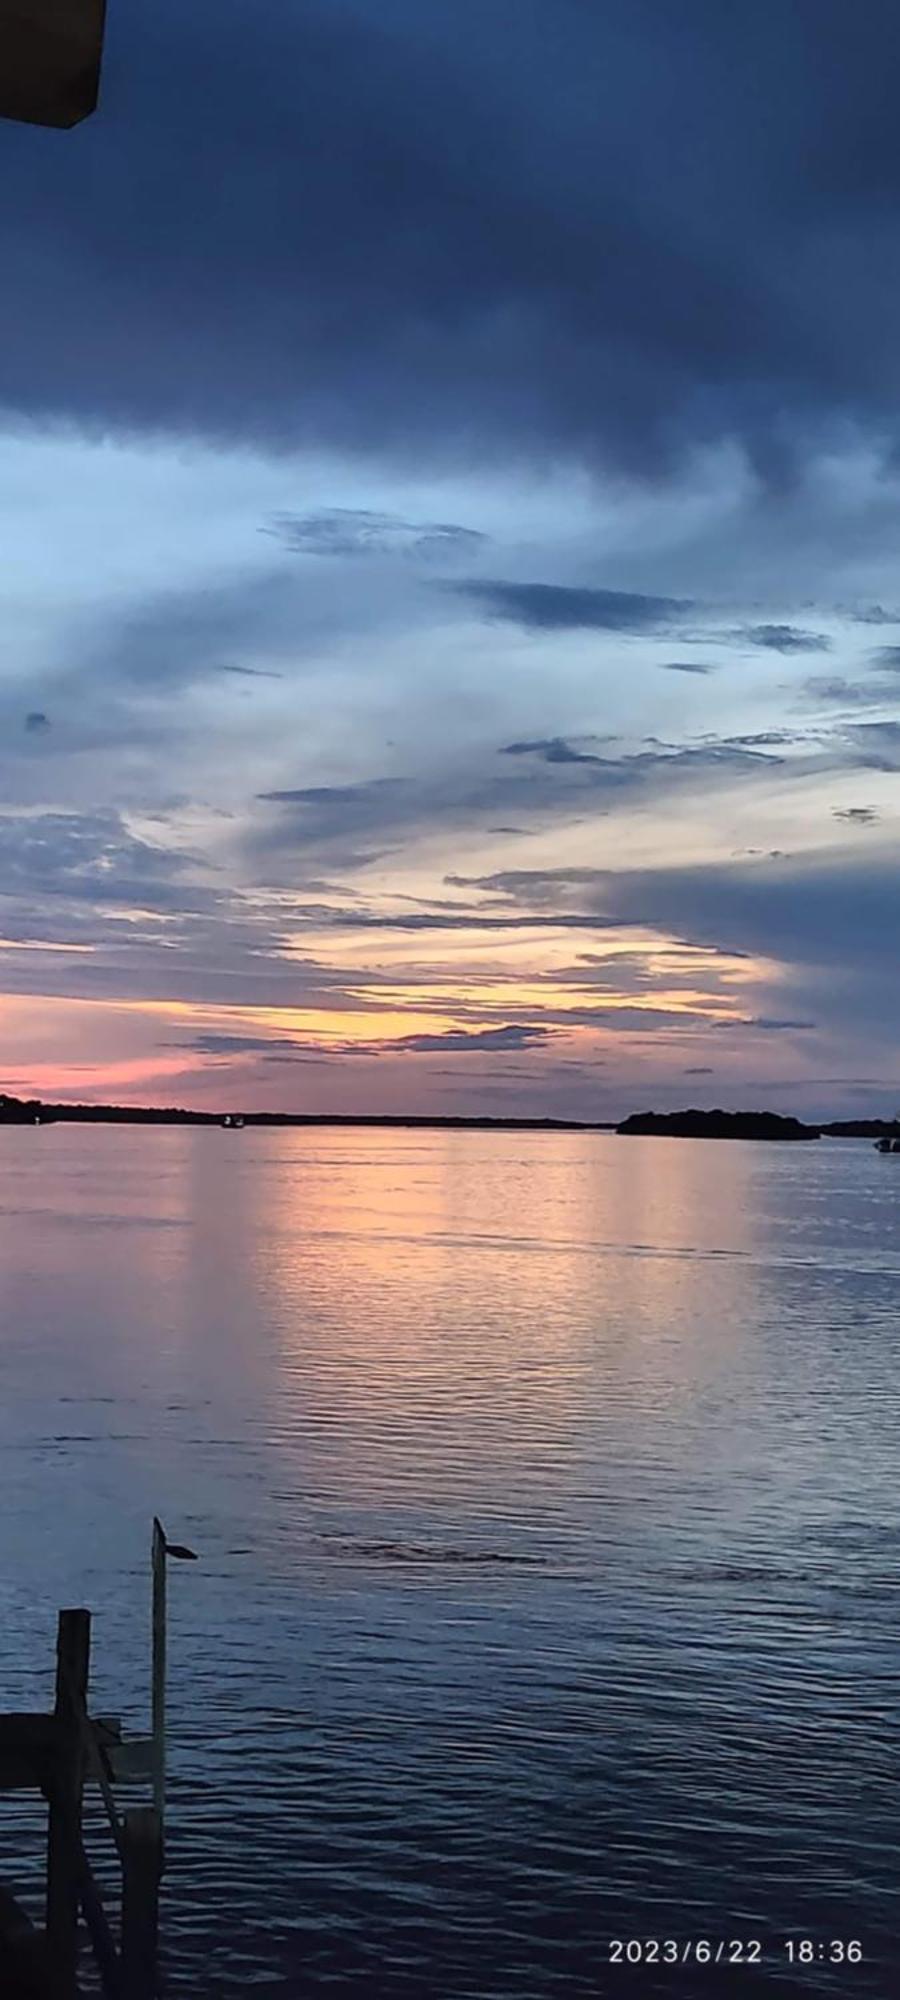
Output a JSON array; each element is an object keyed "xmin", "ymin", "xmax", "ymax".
[
  {"xmin": 869, "ymin": 646, "xmax": 900, "ymax": 670},
  {"xmin": 710, "ymin": 730, "xmax": 797, "ymax": 749},
  {"xmin": 266, "ymin": 510, "xmax": 485, "ymax": 561},
  {"xmin": 220, "ymin": 664, "xmax": 284, "ymax": 681},
  {"xmin": 176, "ymin": 1022, "xmax": 556, "ymax": 1061},
  {"xmin": 500, "ymin": 737, "xmax": 607, "ymax": 766},
  {"xmin": 718, "ymin": 1016, "xmax": 817, "ymax": 1032},
  {"xmin": 6, "ymin": 2, "xmax": 900, "ymax": 476},
  {"xmin": 455, "ymin": 582, "xmax": 691, "ymax": 632},
  {"xmin": 458, "ymin": 852, "xmax": 900, "ymax": 992},
  {"xmin": 493, "ymin": 1001, "xmax": 720, "ymax": 1034},
  {"xmin": 175, "ymin": 1033, "xmax": 321, "ymax": 1057},
  {"xmin": 376, "ymin": 1024, "xmax": 553, "ymax": 1055},
  {"xmin": 259, "ymin": 782, "xmax": 404, "ymax": 808},
  {"xmin": 736, "ymin": 624, "xmax": 831, "ymax": 654},
  {"xmin": 285, "ymin": 905, "xmax": 619, "ymax": 935}
]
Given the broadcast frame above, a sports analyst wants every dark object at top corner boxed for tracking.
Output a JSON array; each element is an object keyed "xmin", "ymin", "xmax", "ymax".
[{"xmin": 0, "ymin": 1, "xmax": 107, "ymax": 130}]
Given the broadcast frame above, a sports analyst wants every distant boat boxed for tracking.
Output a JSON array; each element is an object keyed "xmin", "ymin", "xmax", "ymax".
[
  {"xmin": 874, "ymin": 1136, "xmax": 900, "ymax": 1153},
  {"xmin": 221, "ymin": 1115, "xmax": 245, "ymax": 1129}
]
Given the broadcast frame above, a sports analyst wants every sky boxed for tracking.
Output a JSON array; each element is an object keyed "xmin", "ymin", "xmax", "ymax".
[{"xmin": 1, "ymin": 0, "xmax": 899, "ymax": 1120}]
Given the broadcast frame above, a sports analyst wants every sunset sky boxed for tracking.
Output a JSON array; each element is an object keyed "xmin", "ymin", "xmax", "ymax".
[{"xmin": 1, "ymin": 0, "xmax": 899, "ymax": 1119}]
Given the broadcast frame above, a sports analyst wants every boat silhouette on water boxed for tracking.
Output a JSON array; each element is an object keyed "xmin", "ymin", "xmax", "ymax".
[{"xmin": 874, "ymin": 1136, "xmax": 900, "ymax": 1153}]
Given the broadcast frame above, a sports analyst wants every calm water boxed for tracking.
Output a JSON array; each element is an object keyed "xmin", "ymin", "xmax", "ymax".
[{"xmin": 0, "ymin": 1128, "xmax": 897, "ymax": 1996}]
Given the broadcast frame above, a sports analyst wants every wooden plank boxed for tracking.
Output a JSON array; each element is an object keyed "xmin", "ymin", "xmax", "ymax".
[
  {"xmin": 103, "ymin": 1738, "xmax": 154, "ymax": 1784},
  {"xmin": 93, "ymin": 1716, "xmax": 122, "ymax": 1743},
  {"xmin": 0, "ymin": 1713, "xmax": 149, "ymax": 1791},
  {"xmin": 46, "ymin": 1609, "xmax": 90, "ymax": 1999},
  {"xmin": 52, "ymin": 1669, "xmax": 127, "ymax": 1864},
  {"xmin": 0, "ymin": 1713, "xmax": 56, "ymax": 1790},
  {"xmin": 0, "ymin": 1755, "xmax": 52, "ymax": 1791},
  {"xmin": 0, "ymin": 1880, "xmax": 53, "ymax": 1997},
  {"xmin": 0, "ymin": 1712, "xmax": 55, "ymax": 1745},
  {"xmin": 76, "ymin": 1844, "xmax": 124, "ymax": 2000},
  {"xmin": 121, "ymin": 1808, "xmax": 162, "ymax": 2000},
  {"xmin": 83, "ymin": 1725, "xmax": 126, "ymax": 1865},
  {"xmin": 0, "ymin": 1, "xmax": 106, "ymax": 130}
]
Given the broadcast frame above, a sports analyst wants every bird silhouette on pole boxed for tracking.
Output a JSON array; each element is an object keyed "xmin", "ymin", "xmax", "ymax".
[
  {"xmin": 151, "ymin": 1519, "xmax": 198, "ymax": 1837},
  {"xmin": 0, "ymin": 2, "xmax": 107, "ymax": 129}
]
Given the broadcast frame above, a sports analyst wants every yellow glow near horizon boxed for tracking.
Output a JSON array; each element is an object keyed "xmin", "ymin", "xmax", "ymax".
[
  {"xmin": 0, "ymin": 943, "xmax": 771, "ymax": 1048},
  {"xmin": 0, "ymin": 902, "xmax": 786, "ymax": 1107}
]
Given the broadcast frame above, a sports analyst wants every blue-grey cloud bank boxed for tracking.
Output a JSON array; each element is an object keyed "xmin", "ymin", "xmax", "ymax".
[{"xmin": 0, "ymin": 0, "xmax": 898, "ymax": 1116}]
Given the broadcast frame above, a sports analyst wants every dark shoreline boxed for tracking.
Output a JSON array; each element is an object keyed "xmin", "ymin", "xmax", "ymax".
[
  {"xmin": 0, "ymin": 1095, "xmax": 613, "ymax": 1133},
  {"xmin": 0, "ymin": 1095, "xmax": 897, "ymax": 1140}
]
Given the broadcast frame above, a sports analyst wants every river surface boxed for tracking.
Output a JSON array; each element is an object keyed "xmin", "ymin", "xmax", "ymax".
[{"xmin": 0, "ymin": 1127, "xmax": 897, "ymax": 1996}]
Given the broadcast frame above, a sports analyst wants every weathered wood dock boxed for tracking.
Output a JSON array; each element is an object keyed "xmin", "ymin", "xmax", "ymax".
[{"xmin": 1, "ymin": 1522, "xmax": 196, "ymax": 1998}]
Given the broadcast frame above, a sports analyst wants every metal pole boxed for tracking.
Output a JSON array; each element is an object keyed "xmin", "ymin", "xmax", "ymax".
[{"xmin": 150, "ymin": 1519, "xmax": 197, "ymax": 1845}]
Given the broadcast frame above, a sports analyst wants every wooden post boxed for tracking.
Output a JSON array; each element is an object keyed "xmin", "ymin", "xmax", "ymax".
[
  {"xmin": 77, "ymin": 1848, "xmax": 125, "ymax": 2000},
  {"xmin": 121, "ymin": 1807, "xmax": 162, "ymax": 2000},
  {"xmin": 46, "ymin": 1607, "xmax": 90, "ymax": 1998},
  {"xmin": 151, "ymin": 1518, "xmax": 166, "ymax": 1830}
]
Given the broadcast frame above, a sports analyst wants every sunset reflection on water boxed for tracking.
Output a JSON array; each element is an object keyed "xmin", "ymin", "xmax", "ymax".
[{"xmin": 0, "ymin": 1127, "xmax": 898, "ymax": 1996}]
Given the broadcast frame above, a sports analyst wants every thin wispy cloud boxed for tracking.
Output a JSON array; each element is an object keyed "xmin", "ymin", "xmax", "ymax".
[
  {"xmin": 454, "ymin": 581, "xmax": 692, "ymax": 632},
  {"xmin": 735, "ymin": 624, "xmax": 831, "ymax": 655},
  {"xmin": 500, "ymin": 737, "xmax": 608, "ymax": 767},
  {"xmin": 266, "ymin": 509, "xmax": 485, "ymax": 562}
]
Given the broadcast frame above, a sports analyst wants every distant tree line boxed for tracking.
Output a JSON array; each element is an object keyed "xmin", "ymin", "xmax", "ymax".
[
  {"xmin": 617, "ymin": 1108, "xmax": 900, "ymax": 1140},
  {"xmin": 1, "ymin": 1093, "xmax": 897, "ymax": 1138},
  {"xmin": 0, "ymin": 1094, "xmax": 611, "ymax": 1132}
]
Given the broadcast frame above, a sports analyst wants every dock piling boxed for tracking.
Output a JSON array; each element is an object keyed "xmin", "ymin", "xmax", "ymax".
[
  {"xmin": 3, "ymin": 1524, "xmax": 194, "ymax": 1998},
  {"xmin": 121, "ymin": 1808, "xmax": 163, "ymax": 2000},
  {"xmin": 151, "ymin": 1519, "xmax": 166, "ymax": 1827},
  {"xmin": 46, "ymin": 1609, "xmax": 90, "ymax": 1997}
]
